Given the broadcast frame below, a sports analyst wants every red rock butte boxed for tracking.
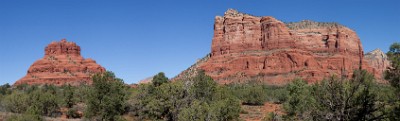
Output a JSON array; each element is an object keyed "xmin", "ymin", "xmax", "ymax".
[
  {"xmin": 175, "ymin": 9, "xmax": 388, "ymax": 84},
  {"xmin": 14, "ymin": 39, "xmax": 106, "ymax": 86}
]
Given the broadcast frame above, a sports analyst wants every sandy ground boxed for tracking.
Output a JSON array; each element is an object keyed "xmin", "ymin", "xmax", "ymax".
[{"xmin": 240, "ymin": 102, "xmax": 283, "ymax": 121}]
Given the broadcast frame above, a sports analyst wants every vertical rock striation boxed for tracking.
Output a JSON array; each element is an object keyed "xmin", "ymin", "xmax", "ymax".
[{"xmin": 176, "ymin": 9, "xmax": 384, "ymax": 84}]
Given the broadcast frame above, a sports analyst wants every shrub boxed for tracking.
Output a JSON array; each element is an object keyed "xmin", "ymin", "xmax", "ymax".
[
  {"xmin": 263, "ymin": 85, "xmax": 287, "ymax": 103},
  {"xmin": 131, "ymin": 70, "xmax": 241, "ymax": 121},
  {"xmin": 0, "ymin": 83, "xmax": 11, "ymax": 95},
  {"xmin": 178, "ymin": 100, "xmax": 210, "ymax": 121},
  {"xmin": 282, "ymin": 70, "xmax": 387, "ymax": 120},
  {"xmin": 62, "ymin": 84, "xmax": 75, "ymax": 108},
  {"xmin": 210, "ymin": 96, "xmax": 241, "ymax": 121},
  {"xmin": 6, "ymin": 113, "xmax": 42, "ymax": 121},
  {"xmin": 84, "ymin": 71, "xmax": 128, "ymax": 121},
  {"xmin": 66, "ymin": 107, "xmax": 80, "ymax": 119},
  {"xmin": 283, "ymin": 79, "xmax": 312, "ymax": 120},
  {"xmin": 29, "ymin": 89, "xmax": 60, "ymax": 117},
  {"xmin": 3, "ymin": 91, "xmax": 30, "ymax": 114},
  {"xmin": 227, "ymin": 82, "xmax": 268, "ymax": 106},
  {"xmin": 152, "ymin": 72, "xmax": 169, "ymax": 87},
  {"xmin": 190, "ymin": 70, "xmax": 217, "ymax": 103}
]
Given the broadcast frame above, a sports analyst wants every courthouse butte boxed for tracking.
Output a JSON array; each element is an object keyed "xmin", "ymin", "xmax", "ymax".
[
  {"xmin": 175, "ymin": 9, "xmax": 389, "ymax": 84},
  {"xmin": 14, "ymin": 39, "xmax": 105, "ymax": 86}
]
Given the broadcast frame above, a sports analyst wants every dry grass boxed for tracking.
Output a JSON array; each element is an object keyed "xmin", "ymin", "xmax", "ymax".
[{"xmin": 240, "ymin": 102, "xmax": 283, "ymax": 121}]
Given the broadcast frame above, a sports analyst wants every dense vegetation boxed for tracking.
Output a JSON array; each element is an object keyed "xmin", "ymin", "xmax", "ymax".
[
  {"xmin": 129, "ymin": 71, "xmax": 241, "ymax": 121},
  {"xmin": 385, "ymin": 42, "xmax": 400, "ymax": 121},
  {"xmin": 0, "ymin": 42, "xmax": 399, "ymax": 121}
]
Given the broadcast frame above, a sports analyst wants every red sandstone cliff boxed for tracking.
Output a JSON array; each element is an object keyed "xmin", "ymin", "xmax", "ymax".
[
  {"xmin": 14, "ymin": 39, "xmax": 106, "ymax": 86},
  {"xmin": 175, "ymin": 9, "xmax": 384, "ymax": 84},
  {"xmin": 364, "ymin": 49, "xmax": 390, "ymax": 80}
]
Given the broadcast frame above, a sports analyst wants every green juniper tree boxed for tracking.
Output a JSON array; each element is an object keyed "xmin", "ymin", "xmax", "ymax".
[
  {"xmin": 63, "ymin": 84, "xmax": 75, "ymax": 108},
  {"xmin": 152, "ymin": 72, "xmax": 169, "ymax": 87},
  {"xmin": 385, "ymin": 42, "xmax": 400, "ymax": 120},
  {"xmin": 85, "ymin": 71, "xmax": 128, "ymax": 121},
  {"xmin": 131, "ymin": 70, "xmax": 241, "ymax": 121},
  {"xmin": 283, "ymin": 79, "xmax": 312, "ymax": 120}
]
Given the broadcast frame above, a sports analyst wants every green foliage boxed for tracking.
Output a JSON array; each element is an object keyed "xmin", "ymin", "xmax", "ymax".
[
  {"xmin": 84, "ymin": 71, "xmax": 128, "ymax": 121},
  {"xmin": 158, "ymin": 81, "xmax": 189, "ymax": 120},
  {"xmin": 386, "ymin": 42, "xmax": 400, "ymax": 91},
  {"xmin": 190, "ymin": 70, "xmax": 217, "ymax": 103},
  {"xmin": 3, "ymin": 91, "xmax": 30, "ymax": 114},
  {"xmin": 227, "ymin": 82, "xmax": 286, "ymax": 106},
  {"xmin": 152, "ymin": 72, "xmax": 169, "ymax": 87},
  {"xmin": 178, "ymin": 100, "xmax": 210, "ymax": 121},
  {"xmin": 241, "ymin": 84, "xmax": 265, "ymax": 105},
  {"xmin": 6, "ymin": 113, "xmax": 42, "ymax": 121},
  {"xmin": 131, "ymin": 70, "xmax": 241, "ymax": 121},
  {"xmin": 29, "ymin": 89, "xmax": 60, "ymax": 117},
  {"xmin": 228, "ymin": 83, "xmax": 266, "ymax": 105},
  {"xmin": 0, "ymin": 83, "xmax": 11, "ymax": 95},
  {"xmin": 66, "ymin": 107, "xmax": 80, "ymax": 119},
  {"xmin": 209, "ymin": 96, "xmax": 241, "ymax": 121},
  {"xmin": 313, "ymin": 70, "xmax": 384, "ymax": 120},
  {"xmin": 73, "ymin": 84, "xmax": 90, "ymax": 103},
  {"xmin": 282, "ymin": 70, "xmax": 387, "ymax": 121},
  {"xmin": 62, "ymin": 84, "xmax": 75, "ymax": 108},
  {"xmin": 15, "ymin": 83, "xmax": 29, "ymax": 91},
  {"xmin": 388, "ymin": 42, "xmax": 400, "ymax": 57},
  {"xmin": 263, "ymin": 85, "xmax": 287, "ymax": 103},
  {"xmin": 283, "ymin": 79, "xmax": 312, "ymax": 120},
  {"xmin": 3, "ymin": 85, "xmax": 60, "ymax": 117},
  {"xmin": 130, "ymin": 83, "xmax": 163, "ymax": 120},
  {"xmin": 385, "ymin": 42, "xmax": 400, "ymax": 120}
]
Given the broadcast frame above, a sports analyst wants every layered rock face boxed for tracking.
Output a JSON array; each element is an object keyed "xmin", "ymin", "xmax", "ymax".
[
  {"xmin": 14, "ymin": 39, "xmax": 106, "ymax": 86},
  {"xmin": 138, "ymin": 76, "xmax": 153, "ymax": 84},
  {"xmin": 176, "ymin": 9, "xmax": 383, "ymax": 84},
  {"xmin": 364, "ymin": 49, "xmax": 390, "ymax": 80}
]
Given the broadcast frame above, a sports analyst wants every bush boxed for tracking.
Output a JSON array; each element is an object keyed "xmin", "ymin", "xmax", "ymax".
[
  {"xmin": 190, "ymin": 70, "xmax": 217, "ymax": 103},
  {"xmin": 29, "ymin": 89, "xmax": 60, "ymax": 117},
  {"xmin": 227, "ymin": 83, "xmax": 267, "ymax": 106},
  {"xmin": 152, "ymin": 72, "xmax": 169, "ymax": 87},
  {"xmin": 385, "ymin": 42, "xmax": 400, "ymax": 120},
  {"xmin": 263, "ymin": 85, "xmax": 287, "ymax": 103},
  {"xmin": 283, "ymin": 79, "xmax": 312, "ymax": 120},
  {"xmin": 62, "ymin": 84, "xmax": 75, "ymax": 108},
  {"xmin": 73, "ymin": 84, "xmax": 90, "ymax": 103},
  {"xmin": 309, "ymin": 70, "xmax": 386, "ymax": 120},
  {"xmin": 131, "ymin": 70, "xmax": 241, "ymax": 121},
  {"xmin": 178, "ymin": 100, "xmax": 210, "ymax": 121},
  {"xmin": 84, "ymin": 71, "xmax": 128, "ymax": 121},
  {"xmin": 3, "ymin": 91, "xmax": 30, "ymax": 114},
  {"xmin": 282, "ymin": 70, "xmax": 388, "ymax": 120},
  {"xmin": 210, "ymin": 96, "xmax": 241, "ymax": 121},
  {"xmin": 66, "ymin": 107, "xmax": 80, "ymax": 119},
  {"xmin": 6, "ymin": 113, "xmax": 42, "ymax": 121},
  {"xmin": 0, "ymin": 83, "xmax": 11, "ymax": 95}
]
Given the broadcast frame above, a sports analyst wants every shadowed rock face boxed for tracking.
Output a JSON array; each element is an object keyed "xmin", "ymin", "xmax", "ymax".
[
  {"xmin": 176, "ymin": 9, "xmax": 384, "ymax": 85},
  {"xmin": 14, "ymin": 39, "xmax": 106, "ymax": 86}
]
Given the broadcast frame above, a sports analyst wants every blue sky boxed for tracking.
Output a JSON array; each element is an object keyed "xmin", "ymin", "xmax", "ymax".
[{"xmin": 0, "ymin": 0, "xmax": 399, "ymax": 85}]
